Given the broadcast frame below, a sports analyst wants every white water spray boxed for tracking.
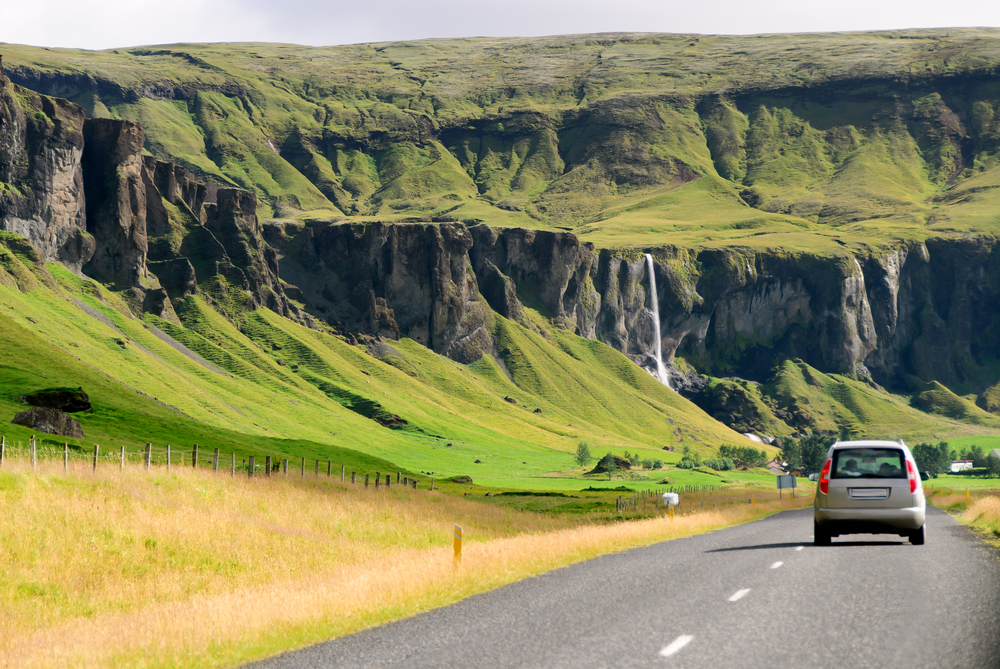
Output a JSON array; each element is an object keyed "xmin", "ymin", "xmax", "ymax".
[{"xmin": 645, "ymin": 253, "xmax": 671, "ymax": 389}]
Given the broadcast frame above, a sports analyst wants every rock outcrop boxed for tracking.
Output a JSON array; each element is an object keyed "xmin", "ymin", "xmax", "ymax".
[
  {"xmin": 82, "ymin": 118, "xmax": 151, "ymax": 288},
  {"xmin": 11, "ymin": 406, "xmax": 85, "ymax": 439},
  {"xmin": 0, "ymin": 62, "xmax": 92, "ymax": 272},
  {"xmin": 21, "ymin": 386, "xmax": 91, "ymax": 412}
]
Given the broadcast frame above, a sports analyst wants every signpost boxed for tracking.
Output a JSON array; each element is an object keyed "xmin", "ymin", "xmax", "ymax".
[{"xmin": 776, "ymin": 474, "xmax": 797, "ymax": 499}]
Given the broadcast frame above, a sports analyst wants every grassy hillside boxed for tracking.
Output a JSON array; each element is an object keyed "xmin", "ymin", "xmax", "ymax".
[
  {"xmin": 3, "ymin": 229, "xmax": 995, "ymax": 485},
  {"xmin": 1, "ymin": 234, "xmax": 760, "ymax": 481},
  {"xmin": 6, "ymin": 30, "xmax": 1000, "ymax": 252}
]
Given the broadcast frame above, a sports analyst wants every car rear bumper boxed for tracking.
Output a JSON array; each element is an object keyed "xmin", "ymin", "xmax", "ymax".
[{"xmin": 815, "ymin": 506, "xmax": 925, "ymax": 534}]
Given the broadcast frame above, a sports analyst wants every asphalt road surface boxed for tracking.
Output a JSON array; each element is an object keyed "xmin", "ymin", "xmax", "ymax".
[{"xmin": 247, "ymin": 507, "xmax": 1000, "ymax": 669}]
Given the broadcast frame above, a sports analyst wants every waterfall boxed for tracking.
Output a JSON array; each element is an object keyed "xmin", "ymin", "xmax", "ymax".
[{"xmin": 645, "ymin": 253, "xmax": 670, "ymax": 389}]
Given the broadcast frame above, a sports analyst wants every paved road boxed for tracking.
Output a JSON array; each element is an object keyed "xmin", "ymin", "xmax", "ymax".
[{"xmin": 247, "ymin": 507, "xmax": 1000, "ymax": 668}]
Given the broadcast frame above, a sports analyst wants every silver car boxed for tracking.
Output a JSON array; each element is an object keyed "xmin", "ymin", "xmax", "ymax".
[{"xmin": 813, "ymin": 439, "xmax": 926, "ymax": 545}]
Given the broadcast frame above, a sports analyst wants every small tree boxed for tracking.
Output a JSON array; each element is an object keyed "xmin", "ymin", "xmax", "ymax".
[
  {"xmin": 798, "ymin": 434, "xmax": 835, "ymax": 474},
  {"xmin": 781, "ymin": 439, "xmax": 802, "ymax": 471},
  {"xmin": 913, "ymin": 441, "xmax": 951, "ymax": 476},
  {"xmin": 988, "ymin": 451, "xmax": 1000, "ymax": 478},
  {"xmin": 575, "ymin": 442, "xmax": 592, "ymax": 467}
]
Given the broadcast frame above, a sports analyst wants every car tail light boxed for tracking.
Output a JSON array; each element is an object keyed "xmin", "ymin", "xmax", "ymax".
[
  {"xmin": 819, "ymin": 459, "xmax": 832, "ymax": 495},
  {"xmin": 907, "ymin": 459, "xmax": 918, "ymax": 493}
]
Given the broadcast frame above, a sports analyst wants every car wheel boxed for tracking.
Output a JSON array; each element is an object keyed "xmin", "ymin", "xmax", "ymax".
[
  {"xmin": 814, "ymin": 521, "xmax": 831, "ymax": 546},
  {"xmin": 909, "ymin": 525, "xmax": 925, "ymax": 545}
]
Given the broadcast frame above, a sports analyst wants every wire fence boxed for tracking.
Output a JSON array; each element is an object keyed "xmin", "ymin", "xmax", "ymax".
[{"xmin": 0, "ymin": 434, "xmax": 435, "ymax": 490}]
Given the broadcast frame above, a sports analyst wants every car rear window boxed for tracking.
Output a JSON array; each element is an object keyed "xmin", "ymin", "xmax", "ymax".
[{"xmin": 831, "ymin": 448, "xmax": 906, "ymax": 479}]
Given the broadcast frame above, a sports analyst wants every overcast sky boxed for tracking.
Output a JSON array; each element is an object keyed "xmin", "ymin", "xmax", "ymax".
[{"xmin": 2, "ymin": 0, "xmax": 1000, "ymax": 51}]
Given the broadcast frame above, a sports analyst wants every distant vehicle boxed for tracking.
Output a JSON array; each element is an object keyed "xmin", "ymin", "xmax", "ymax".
[{"xmin": 813, "ymin": 440, "xmax": 926, "ymax": 546}]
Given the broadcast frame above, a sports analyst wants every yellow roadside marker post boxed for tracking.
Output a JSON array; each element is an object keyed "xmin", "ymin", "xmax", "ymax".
[{"xmin": 454, "ymin": 525, "xmax": 463, "ymax": 563}]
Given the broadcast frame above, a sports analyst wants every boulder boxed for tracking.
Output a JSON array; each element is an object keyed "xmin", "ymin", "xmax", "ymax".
[
  {"xmin": 21, "ymin": 386, "xmax": 91, "ymax": 412},
  {"xmin": 11, "ymin": 407, "xmax": 84, "ymax": 438}
]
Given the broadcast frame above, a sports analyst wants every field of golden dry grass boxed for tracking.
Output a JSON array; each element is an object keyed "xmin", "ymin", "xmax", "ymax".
[{"xmin": 0, "ymin": 456, "xmax": 809, "ymax": 668}]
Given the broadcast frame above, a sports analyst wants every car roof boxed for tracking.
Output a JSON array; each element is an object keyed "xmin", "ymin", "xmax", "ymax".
[{"xmin": 830, "ymin": 440, "xmax": 907, "ymax": 449}]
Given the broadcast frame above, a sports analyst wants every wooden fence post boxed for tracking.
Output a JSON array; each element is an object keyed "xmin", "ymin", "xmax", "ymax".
[
  {"xmin": 327, "ymin": 461, "xmax": 332, "ymax": 477},
  {"xmin": 145, "ymin": 443, "xmax": 151, "ymax": 472},
  {"xmin": 315, "ymin": 460, "xmax": 319, "ymax": 476},
  {"xmin": 249, "ymin": 455, "xmax": 255, "ymax": 478},
  {"xmin": 120, "ymin": 445, "xmax": 125, "ymax": 473},
  {"xmin": 341, "ymin": 465, "xmax": 345, "ymax": 482},
  {"xmin": 64, "ymin": 442, "xmax": 68, "ymax": 473},
  {"xmin": 266, "ymin": 455, "xmax": 272, "ymax": 477},
  {"xmin": 93, "ymin": 444, "xmax": 99, "ymax": 473},
  {"xmin": 352, "ymin": 471, "xmax": 356, "ymax": 484},
  {"xmin": 213, "ymin": 448, "xmax": 219, "ymax": 472},
  {"xmin": 167, "ymin": 445, "xmax": 172, "ymax": 472},
  {"xmin": 364, "ymin": 474, "xmax": 369, "ymax": 487},
  {"xmin": 301, "ymin": 457, "xmax": 305, "ymax": 477},
  {"xmin": 192, "ymin": 444, "xmax": 198, "ymax": 469},
  {"xmin": 231, "ymin": 452, "xmax": 235, "ymax": 477},
  {"xmin": 397, "ymin": 472, "xmax": 401, "ymax": 484},
  {"xmin": 283, "ymin": 458, "xmax": 288, "ymax": 475},
  {"xmin": 31, "ymin": 435, "xmax": 37, "ymax": 470},
  {"xmin": 430, "ymin": 478, "xmax": 434, "ymax": 491},
  {"xmin": 386, "ymin": 474, "xmax": 390, "ymax": 488},
  {"xmin": 375, "ymin": 471, "xmax": 380, "ymax": 489},
  {"xmin": 0, "ymin": 435, "xmax": 5, "ymax": 468}
]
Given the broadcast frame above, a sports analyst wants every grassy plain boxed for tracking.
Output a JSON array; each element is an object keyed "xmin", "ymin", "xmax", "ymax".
[{"xmin": 0, "ymin": 457, "xmax": 811, "ymax": 668}]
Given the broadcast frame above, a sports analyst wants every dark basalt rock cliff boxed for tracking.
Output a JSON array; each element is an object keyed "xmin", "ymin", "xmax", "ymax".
[
  {"xmin": 0, "ymin": 62, "xmax": 303, "ymax": 324},
  {"xmin": 0, "ymin": 60, "xmax": 92, "ymax": 271},
  {"xmin": 269, "ymin": 216, "xmax": 1000, "ymax": 409}
]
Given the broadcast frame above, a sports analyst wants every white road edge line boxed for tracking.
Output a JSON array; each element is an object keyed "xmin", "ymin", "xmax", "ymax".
[
  {"xmin": 771, "ymin": 561, "xmax": 784, "ymax": 569},
  {"xmin": 796, "ymin": 546, "xmax": 804, "ymax": 551},
  {"xmin": 659, "ymin": 635, "xmax": 694, "ymax": 658},
  {"xmin": 728, "ymin": 588, "xmax": 750, "ymax": 602}
]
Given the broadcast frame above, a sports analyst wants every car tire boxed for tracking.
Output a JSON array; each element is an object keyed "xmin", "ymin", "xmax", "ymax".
[
  {"xmin": 909, "ymin": 525, "xmax": 925, "ymax": 545},
  {"xmin": 814, "ymin": 521, "xmax": 831, "ymax": 546}
]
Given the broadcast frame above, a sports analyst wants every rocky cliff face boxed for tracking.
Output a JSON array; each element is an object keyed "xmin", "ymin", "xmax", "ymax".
[
  {"xmin": 0, "ymin": 64, "xmax": 301, "ymax": 325},
  {"xmin": 0, "ymin": 61, "xmax": 92, "ymax": 272},
  {"xmin": 269, "ymin": 217, "xmax": 1000, "ymax": 409}
]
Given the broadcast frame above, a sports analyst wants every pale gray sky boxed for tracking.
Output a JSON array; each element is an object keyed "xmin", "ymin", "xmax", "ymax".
[{"xmin": 2, "ymin": 0, "xmax": 999, "ymax": 50}]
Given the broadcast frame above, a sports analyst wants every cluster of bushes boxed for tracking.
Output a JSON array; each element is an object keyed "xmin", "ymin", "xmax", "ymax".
[
  {"xmin": 701, "ymin": 457, "xmax": 736, "ymax": 471},
  {"xmin": 717, "ymin": 445, "xmax": 768, "ymax": 469}
]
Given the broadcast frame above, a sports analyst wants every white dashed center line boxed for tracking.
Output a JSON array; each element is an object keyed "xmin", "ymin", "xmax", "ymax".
[
  {"xmin": 771, "ymin": 561, "xmax": 784, "ymax": 569},
  {"xmin": 728, "ymin": 588, "xmax": 750, "ymax": 602},
  {"xmin": 659, "ymin": 635, "xmax": 694, "ymax": 658}
]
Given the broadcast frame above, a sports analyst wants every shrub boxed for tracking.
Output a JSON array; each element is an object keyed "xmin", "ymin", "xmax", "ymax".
[
  {"xmin": 676, "ymin": 458, "xmax": 695, "ymax": 469},
  {"xmin": 702, "ymin": 457, "xmax": 736, "ymax": 471}
]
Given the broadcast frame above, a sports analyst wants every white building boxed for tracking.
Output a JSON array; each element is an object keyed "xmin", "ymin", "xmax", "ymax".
[{"xmin": 950, "ymin": 460, "xmax": 974, "ymax": 472}]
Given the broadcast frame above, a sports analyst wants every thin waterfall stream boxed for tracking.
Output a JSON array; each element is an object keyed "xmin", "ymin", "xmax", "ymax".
[{"xmin": 645, "ymin": 253, "xmax": 671, "ymax": 389}]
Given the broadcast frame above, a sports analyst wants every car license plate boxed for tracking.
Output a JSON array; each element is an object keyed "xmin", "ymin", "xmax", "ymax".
[{"xmin": 849, "ymin": 487, "xmax": 889, "ymax": 500}]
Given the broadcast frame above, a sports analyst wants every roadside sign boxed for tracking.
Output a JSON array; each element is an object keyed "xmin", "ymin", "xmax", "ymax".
[
  {"xmin": 777, "ymin": 474, "xmax": 797, "ymax": 500},
  {"xmin": 776, "ymin": 475, "xmax": 796, "ymax": 489}
]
